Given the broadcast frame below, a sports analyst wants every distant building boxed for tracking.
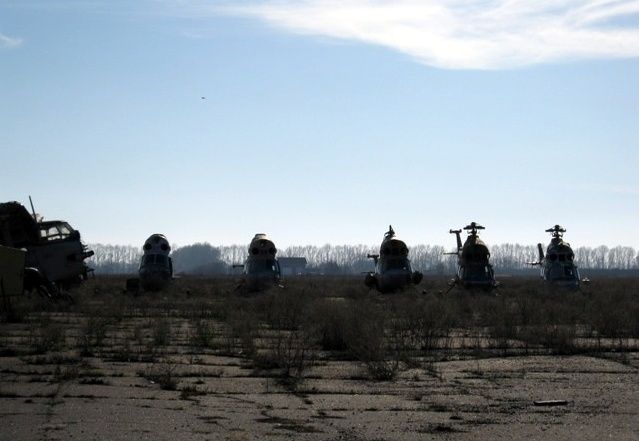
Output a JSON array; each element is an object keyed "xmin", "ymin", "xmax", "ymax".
[{"xmin": 278, "ymin": 257, "xmax": 307, "ymax": 276}]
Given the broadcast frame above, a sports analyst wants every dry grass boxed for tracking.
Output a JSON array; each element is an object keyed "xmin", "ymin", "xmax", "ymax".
[{"xmin": 1, "ymin": 275, "xmax": 638, "ymax": 380}]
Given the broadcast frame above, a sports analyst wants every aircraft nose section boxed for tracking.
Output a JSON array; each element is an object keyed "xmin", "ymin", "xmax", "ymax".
[
  {"xmin": 378, "ymin": 270, "xmax": 414, "ymax": 292},
  {"xmin": 140, "ymin": 271, "xmax": 171, "ymax": 291}
]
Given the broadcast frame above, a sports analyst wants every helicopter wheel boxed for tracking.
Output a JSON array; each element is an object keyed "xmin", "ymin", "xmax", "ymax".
[
  {"xmin": 443, "ymin": 279, "xmax": 457, "ymax": 294},
  {"xmin": 363, "ymin": 273, "xmax": 377, "ymax": 291},
  {"xmin": 33, "ymin": 284, "xmax": 53, "ymax": 300},
  {"xmin": 55, "ymin": 289, "xmax": 75, "ymax": 304}
]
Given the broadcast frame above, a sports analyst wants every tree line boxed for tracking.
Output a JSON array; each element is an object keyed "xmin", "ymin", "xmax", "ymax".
[{"xmin": 87, "ymin": 242, "xmax": 639, "ymax": 275}]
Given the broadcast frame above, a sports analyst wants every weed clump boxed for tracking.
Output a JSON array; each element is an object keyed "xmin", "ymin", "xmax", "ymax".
[
  {"xmin": 179, "ymin": 384, "xmax": 208, "ymax": 400},
  {"xmin": 139, "ymin": 359, "xmax": 179, "ymax": 391},
  {"xmin": 255, "ymin": 328, "xmax": 315, "ymax": 383},
  {"xmin": 189, "ymin": 320, "xmax": 216, "ymax": 349},
  {"xmin": 226, "ymin": 308, "xmax": 258, "ymax": 356},
  {"xmin": 343, "ymin": 300, "xmax": 401, "ymax": 381},
  {"xmin": 28, "ymin": 318, "xmax": 65, "ymax": 354},
  {"xmin": 308, "ymin": 299, "xmax": 349, "ymax": 351},
  {"xmin": 77, "ymin": 315, "xmax": 110, "ymax": 356},
  {"xmin": 151, "ymin": 319, "xmax": 171, "ymax": 346}
]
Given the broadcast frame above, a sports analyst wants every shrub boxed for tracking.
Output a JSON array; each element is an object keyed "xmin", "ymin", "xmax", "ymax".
[
  {"xmin": 29, "ymin": 319, "xmax": 65, "ymax": 354},
  {"xmin": 259, "ymin": 289, "xmax": 309, "ymax": 330},
  {"xmin": 140, "ymin": 360, "xmax": 178, "ymax": 390},
  {"xmin": 190, "ymin": 320, "xmax": 216, "ymax": 349},
  {"xmin": 77, "ymin": 315, "xmax": 110, "ymax": 356},
  {"xmin": 307, "ymin": 299, "xmax": 349, "ymax": 351},
  {"xmin": 486, "ymin": 299, "xmax": 519, "ymax": 354},
  {"xmin": 180, "ymin": 384, "xmax": 207, "ymax": 400},
  {"xmin": 343, "ymin": 301, "xmax": 400, "ymax": 381},
  {"xmin": 152, "ymin": 319, "xmax": 171, "ymax": 346},
  {"xmin": 409, "ymin": 296, "xmax": 456, "ymax": 351},
  {"xmin": 266, "ymin": 328, "xmax": 315, "ymax": 380},
  {"xmin": 226, "ymin": 307, "xmax": 259, "ymax": 356},
  {"xmin": 542, "ymin": 325, "xmax": 577, "ymax": 355}
]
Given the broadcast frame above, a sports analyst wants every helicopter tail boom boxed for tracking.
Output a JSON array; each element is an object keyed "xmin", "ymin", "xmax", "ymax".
[
  {"xmin": 537, "ymin": 243, "xmax": 544, "ymax": 262},
  {"xmin": 449, "ymin": 229, "xmax": 462, "ymax": 251},
  {"xmin": 367, "ymin": 253, "xmax": 380, "ymax": 265}
]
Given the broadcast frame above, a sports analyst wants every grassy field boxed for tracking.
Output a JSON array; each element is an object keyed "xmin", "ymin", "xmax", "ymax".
[{"xmin": 0, "ymin": 276, "xmax": 638, "ymax": 440}]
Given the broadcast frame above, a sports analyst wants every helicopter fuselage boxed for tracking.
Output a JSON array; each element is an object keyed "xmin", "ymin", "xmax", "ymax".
[
  {"xmin": 365, "ymin": 231, "xmax": 422, "ymax": 293},
  {"xmin": 0, "ymin": 202, "xmax": 94, "ymax": 290},
  {"xmin": 241, "ymin": 234, "xmax": 281, "ymax": 292},
  {"xmin": 456, "ymin": 250, "xmax": 496, "ymax": 289},
  {"xmin": 539, "ymin": 241, "xmax": 580, "ymax": 289},
  {"xmin": 531, "ymin": 226, "xmax": 582, "ymax": 290},
  {"xmin": 138, "ymin": 234, "xmax": 173, "ymax": 292},
  {"xmin": 447, "ymin": 224, "xmax": 497, "ymax": 291}
]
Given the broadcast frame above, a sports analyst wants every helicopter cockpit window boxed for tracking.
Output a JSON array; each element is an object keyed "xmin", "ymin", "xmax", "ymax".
[
  {"xmin": 39, "ymin": 222, "xmax": 74, "ymax": 241},
  {"xmin": 40, "ymin": 227, "xmax": 56, "ymax": 239},
  {"xmin": 141, "ymin": 254, "xmax": 170, "ymax": 266}
]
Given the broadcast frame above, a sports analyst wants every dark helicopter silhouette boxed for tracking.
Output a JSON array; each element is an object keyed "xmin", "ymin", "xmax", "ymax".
[
  {"xmin": 0, "ymin": 199, "xmax": 93, "ymax": 298},
  {"xmin": 445, "ymin": 222, "xmax": 498, "ymax": 292},
  {"xmin": 364, "ymin": 225, "xmax": 423, "ymax": 293},
  {"xmin": 126, "ymin": 234, "xmax": 173, "ymax": 292},
  {"xmin": 529, "ymin": 225, "xmax": 586, "ymax": 289},
  {"xmin": 234, "ymin": 233, "xmax": 281, "ymax": 292}
]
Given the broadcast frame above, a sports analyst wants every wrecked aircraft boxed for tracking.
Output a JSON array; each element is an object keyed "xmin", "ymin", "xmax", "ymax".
[{"xmin": 0, "ymin": 201, "xmax": 93, "ymax": 296}]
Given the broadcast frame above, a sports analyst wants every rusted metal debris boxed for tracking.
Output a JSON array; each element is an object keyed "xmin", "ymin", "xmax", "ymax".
[{"xmin": 533, "ymin": 400, "xmax": 569, "ymax": 406}]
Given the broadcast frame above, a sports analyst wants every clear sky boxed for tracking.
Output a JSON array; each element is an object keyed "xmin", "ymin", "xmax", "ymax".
[{"xmin": 1, "ymin": 1, "xmax": 638, "ymax": 248}]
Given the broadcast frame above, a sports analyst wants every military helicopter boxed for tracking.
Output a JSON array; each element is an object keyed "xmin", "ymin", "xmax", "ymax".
[
  {"xmin": 445, "ymin": 222, "xmax": 497, "ymax": 292},
  {"xmin": 127, "ymin": 234, "xmax": 173, "ymax": 292},
  {"xmin": 529, "ymin": 225, "xmax": 585, "ymax": 289},
  {"xmin": 234, "ymin": 234, "xmax": 281, "ymax": 292},
  {"xmin": 364, "ymin": 225, "xmax": 423, "ymax": 293},
  {"xmin": 0, "ymin": 199, "xmax": 93, "ymax": 297}
]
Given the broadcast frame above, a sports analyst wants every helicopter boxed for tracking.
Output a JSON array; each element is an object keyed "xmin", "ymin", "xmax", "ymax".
[
  {"xmin": 126, "ymin": 234, "xmax": 173, "ymax": 292},
  {"xmin": 234, "ymin": 233, "xmax": 281, "ymax": 292},
  {"xmin": 529, "ymin": 225, "xmax": 585, "ymax": 289},
  {"xmin": 364, "ymin": 225, "xmax": 423, "ymax": 293},
  {"xmin": 445, "ymin": 222, "xmax": 498, "ymax": 292},
  {"xmin": 0, "ymin": 199, "xmax": 93, "ymax": 297}
]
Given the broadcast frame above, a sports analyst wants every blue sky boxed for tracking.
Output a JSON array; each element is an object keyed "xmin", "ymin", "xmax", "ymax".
[{"xmin": 1, "ymin": 1, "xmax": 638, "ymax": 248}]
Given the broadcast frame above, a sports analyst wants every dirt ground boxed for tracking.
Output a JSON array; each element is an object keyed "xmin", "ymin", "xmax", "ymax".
[{"xmin": 1, "ymin": 278, "xmax": 638, "ymax": 441}]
